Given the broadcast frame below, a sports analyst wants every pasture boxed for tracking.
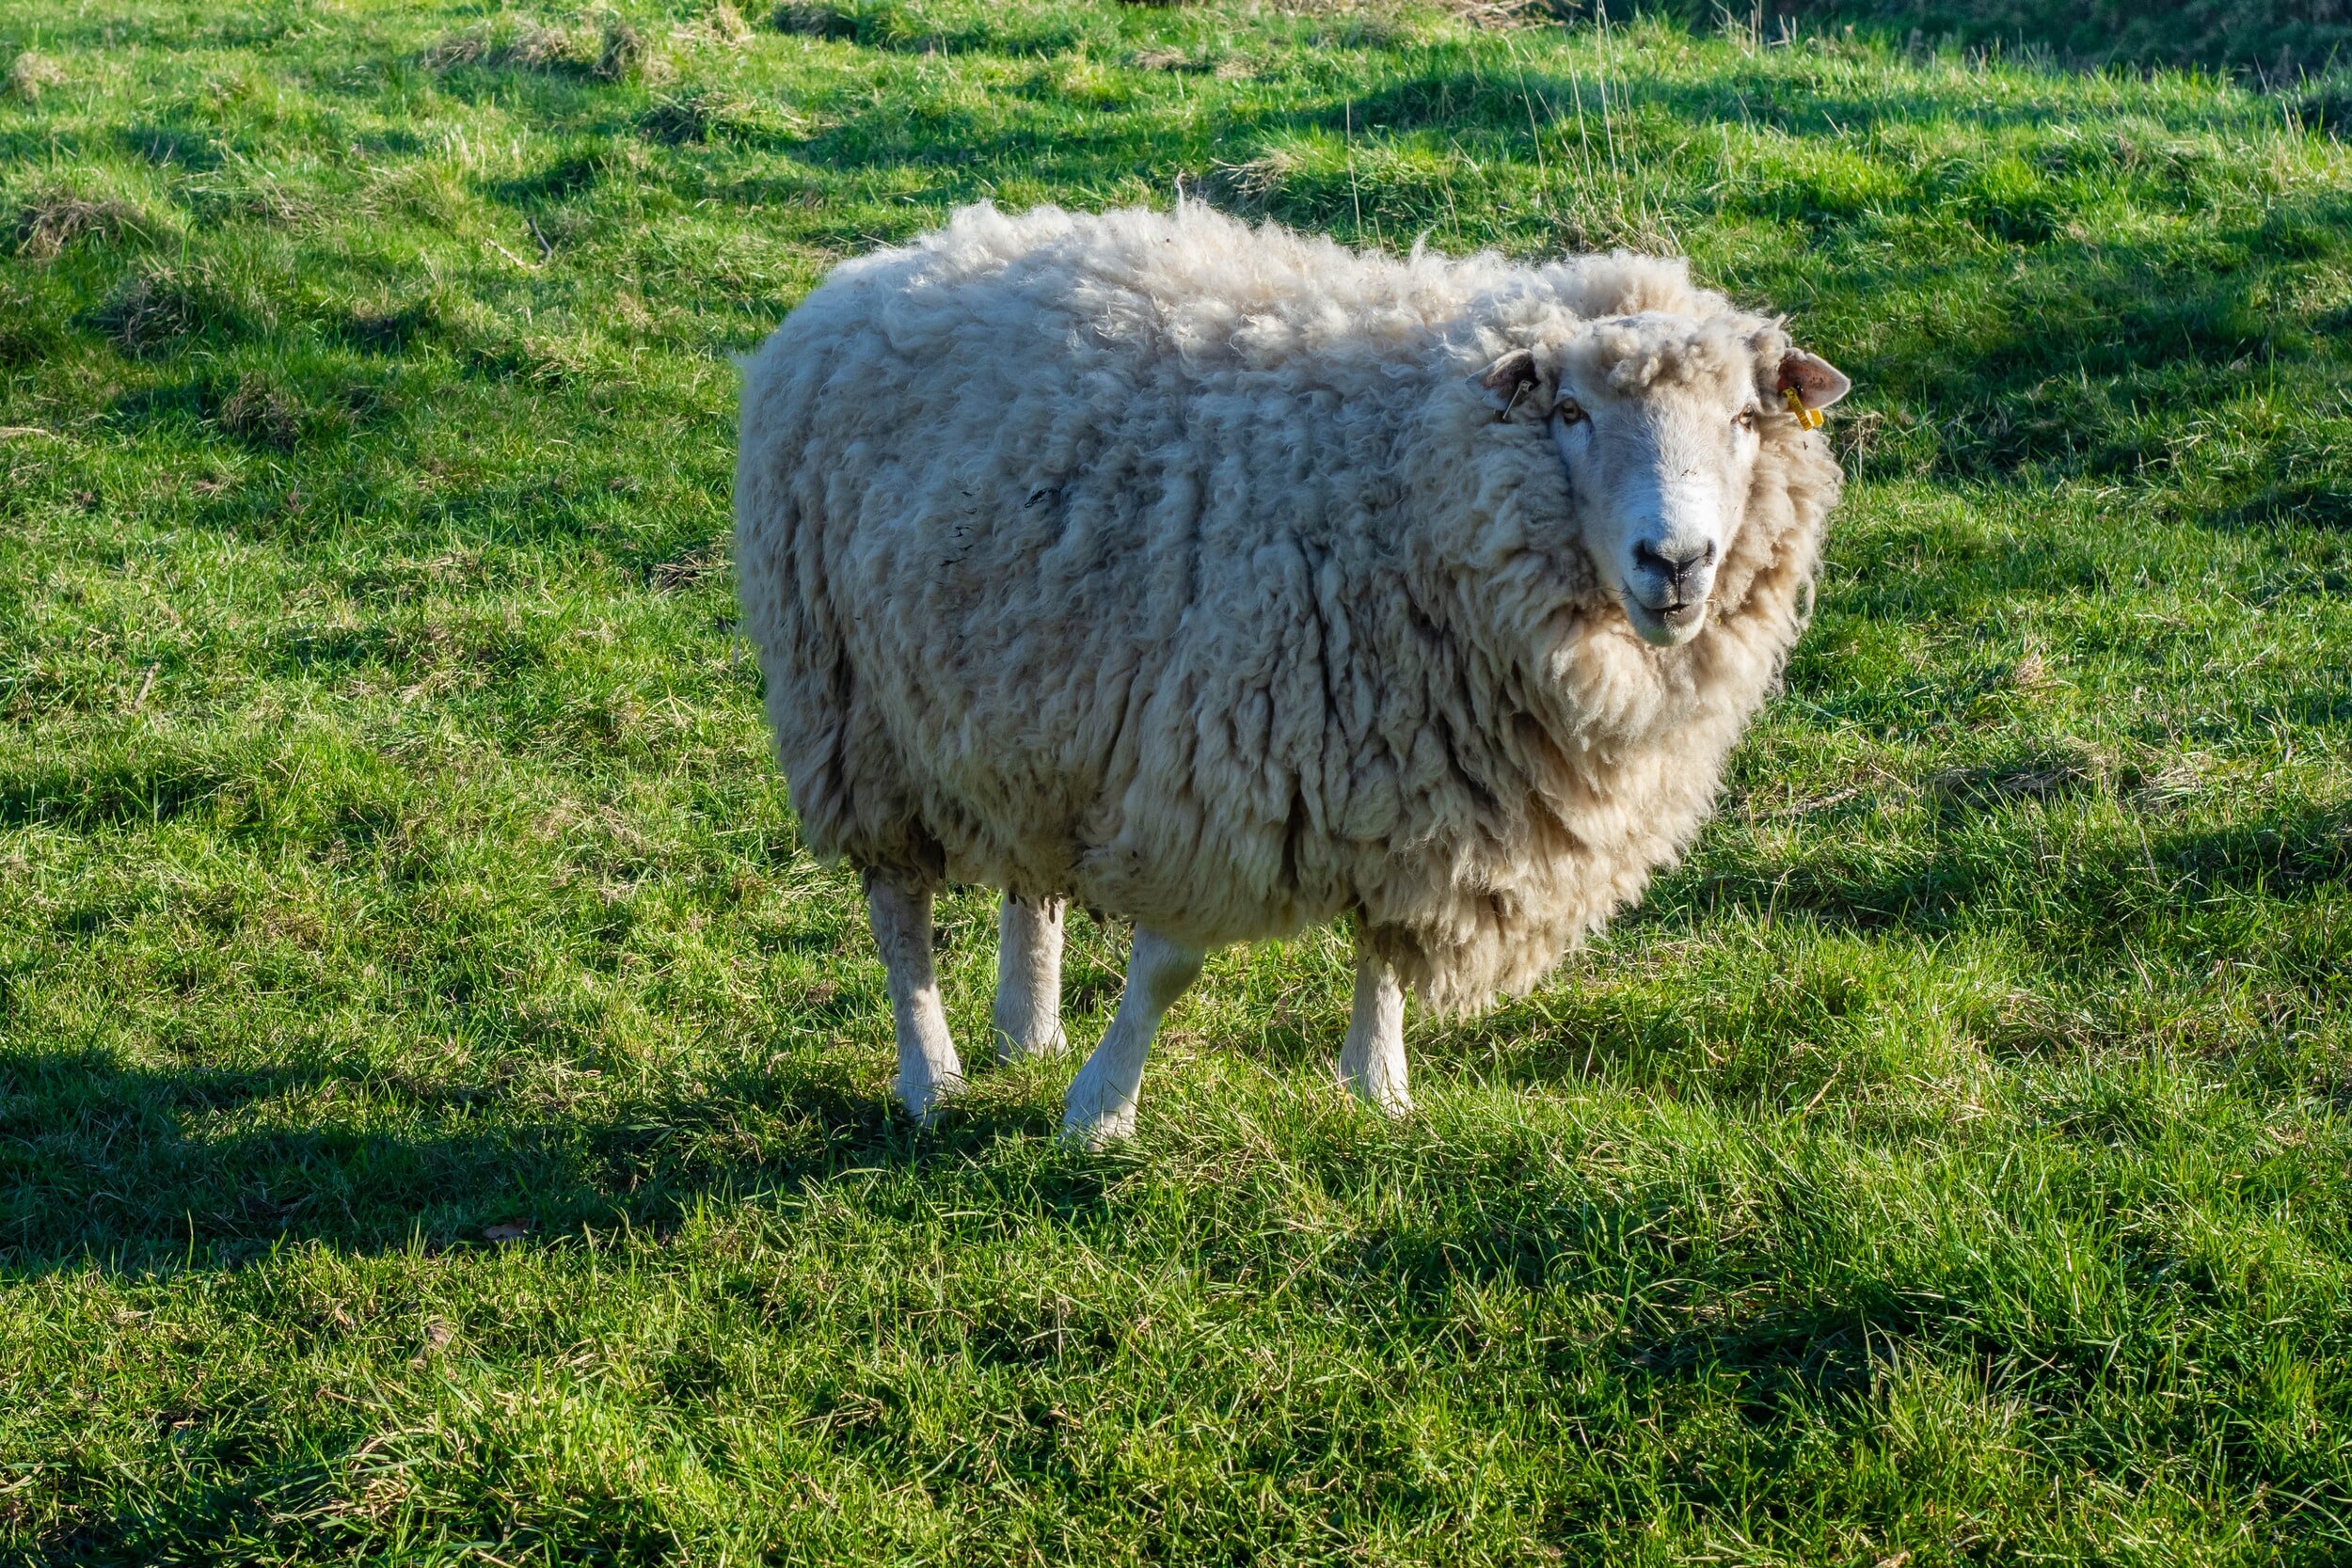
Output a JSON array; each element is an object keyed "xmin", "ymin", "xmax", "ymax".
[{"xmin": 3, "ymin": 0, "xmax": 2350, "ymax": 1560}]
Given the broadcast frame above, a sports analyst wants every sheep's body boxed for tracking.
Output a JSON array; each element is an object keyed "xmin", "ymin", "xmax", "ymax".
[{"xmin": 736, "ymin": 201, "xmax": 1843, "ymax": 1130}]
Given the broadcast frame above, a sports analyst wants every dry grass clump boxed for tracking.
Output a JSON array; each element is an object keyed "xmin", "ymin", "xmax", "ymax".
[
  {"xmin": 507, "ymin": 21, "xmax": 590, "ymax": 70},
  {"xmin": 92, "ymin": 269, "xmax": 201, "ymax": 356},
  {"xmin": 1134, "ymin": 46, "xmax": 1233, "ymax": 71},
  {"xmin": 1432, "ymin": 0, "xmax": 1550, "ymax": 24},
  {"xmin": 638, "ymin": 86, "xmax": 774, "ymax": 144},
  {"xmin": 593, "ymin": 17, "xmax": 663, "ymax": 81},
  {"xmin": 421, "ymin": 12, "xmax": 668, "ymax": 81},
  {"xmin": 770, "ymin": 2, "xmax": 862, "ymax": 40},
  {"xmin": 340, "ymin": 293, "xmax": 445, "ymax": 353},
  {"xmin": 211, "ymin": 370, "xmax": 365, "ymax": 451},
  {"xmin": 421, "ymin": 20, "xmax": 578, "ymax": 70},
  {"xmin": 214, "ymin": 373, "xmax": 308, "ymax": 450},
  {"xmin": 648, "ymin": 546, "xmax": 725, "ymax": 594},
  {"xmin": 90, "ymin": 261, "xmax": 274, "ymax": 357},
  {"xmin": 1210, "ymin": 148, "xmax": 1301, "ymax": 207},
  {"xmin": 16, "ymin": 191, "xmax": 151, "ymax": 260},
  {"xmin": 677, "ymin": 0, "xmax": 755, "ymax": 48},
  {"xmin": 5, "ymin": 50, "xmax": 68, "ymax": 100}
]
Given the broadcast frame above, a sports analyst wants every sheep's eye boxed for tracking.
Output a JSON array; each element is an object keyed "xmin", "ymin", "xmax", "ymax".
[
  {"xmin": 1556, "ymin": 399, "xmax": 1587, "ymax": 425},
  {"xmin": 1736, "ymin": 405, "xmax": 1760, "ymax": 430}
]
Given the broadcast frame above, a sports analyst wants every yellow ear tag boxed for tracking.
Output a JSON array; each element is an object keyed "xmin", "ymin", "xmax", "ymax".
[{"xmin": 1783, "ymin": 386, "xmax": 1825, "ymax": 430}]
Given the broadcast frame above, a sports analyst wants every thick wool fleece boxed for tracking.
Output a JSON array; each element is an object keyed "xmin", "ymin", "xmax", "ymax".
[{"xmin": 736, "ymin": 201, "xmax": 1842, "ymax": 1011}]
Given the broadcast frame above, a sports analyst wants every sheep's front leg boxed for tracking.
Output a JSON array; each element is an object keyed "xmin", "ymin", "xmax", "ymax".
[
  {"xmin": 1062, "ymin": 928, "xmax": 1203, "ymax": 1146},
  {"xmin": 864, "ymin": 873, "xmax": 963, "ymax": 1120},
  {"xmin": 991, "ymin": 894, "xmax": 1067, "ymax": 1060},
  {"xmin": 1337, "ymin": 942, "xmax": 1411, "ymax": 1116}
]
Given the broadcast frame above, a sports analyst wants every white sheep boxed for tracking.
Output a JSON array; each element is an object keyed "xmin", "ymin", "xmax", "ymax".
[{"xmin": 734, "ymin": 200, "xmax": 1849, "ymax": 1142}]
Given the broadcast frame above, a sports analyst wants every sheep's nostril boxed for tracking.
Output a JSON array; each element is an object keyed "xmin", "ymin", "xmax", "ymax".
[{"xmin": 1633, "ymin": 539, "xmax": 1716, "ymax": 580}]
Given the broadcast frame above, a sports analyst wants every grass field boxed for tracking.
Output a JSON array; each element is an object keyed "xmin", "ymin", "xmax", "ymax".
[
  {"xmin": 5, "ymin": 0, "xmax": 2352, "ymax": 1561},
  {"xmin": 1753, "ymin": 0, "xmax": 2352, "ymax": 78}
]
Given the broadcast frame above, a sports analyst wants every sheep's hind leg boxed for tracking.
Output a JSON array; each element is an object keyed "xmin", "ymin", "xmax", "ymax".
[
  {"xmin": 991, "ymin": 894, "xmax": 1067, "ymax": 1061},
  {"xmin": 1337, "ymin": 941, "xmax": 1411, "ymax": 1116},
  {"xmin": 1062, "ymin": 928, "xmax": 1203, "ymax": 1146},
  {"xmin": 864, "ymin": 872, "xmax": 963, "ymax": 1120}
]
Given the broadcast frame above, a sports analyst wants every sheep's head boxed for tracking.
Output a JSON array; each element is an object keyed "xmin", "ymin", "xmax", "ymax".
[{"xmin": 1475, "ymin": 314, "xmax": 1848, "ymax": 648}]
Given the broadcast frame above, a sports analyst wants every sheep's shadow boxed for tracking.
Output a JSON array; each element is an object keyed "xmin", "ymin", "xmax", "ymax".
[{"xmin": 0, "ymin": 1043, "xmax": 1091, "ymax": 1277}]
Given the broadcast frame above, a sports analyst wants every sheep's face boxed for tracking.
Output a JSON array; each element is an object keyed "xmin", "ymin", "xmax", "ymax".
[{"xmin": 1475, "ymin": 317, "xmax": 1849, "ymax": 648}]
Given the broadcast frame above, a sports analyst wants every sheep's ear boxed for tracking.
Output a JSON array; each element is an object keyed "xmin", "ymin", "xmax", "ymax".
[
  {"xmin": 1776, "ymin": 350, "xmax": 1851, "ymax": 413},
  {"xmin": 1471, "ymin": 349, "xmax": 1551, "ymax": 420}
]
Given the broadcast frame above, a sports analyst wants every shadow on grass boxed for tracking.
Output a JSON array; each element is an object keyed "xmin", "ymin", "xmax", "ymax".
[
  {"xmin": 8, "ymin": 808, "xmax": 2340, "ymax": 1279},
  {"xmin": 1378, "ymin": 795, "xmax": 2352, "ymax": 1103},
  {"xmin": 0, "ymin": 1045, "xmax": 1077, "ymax": 1276},
  {"xmin": 1657, "ymin": 796, "xmax": 2352, "ymax": 942},
  {"xmin": 39, "ymin": 1458, "xmax": 685, "ymax": 1568}
]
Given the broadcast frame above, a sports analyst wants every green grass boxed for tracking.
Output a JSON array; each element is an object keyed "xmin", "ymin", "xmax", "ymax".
[{"xmin": 4, "ymin": 1, "xmax": 2351, "ymax": 1561}]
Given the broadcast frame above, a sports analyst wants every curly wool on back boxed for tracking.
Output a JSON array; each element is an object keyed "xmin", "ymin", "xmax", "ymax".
[{"xmin": 735, "ymin": 201, "xmax": 1843, "ymax": 1013}]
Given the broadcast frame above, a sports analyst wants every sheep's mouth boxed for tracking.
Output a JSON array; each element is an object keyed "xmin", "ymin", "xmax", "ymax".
[{"xmin": 1622, "ymin": 594, "xmax": 1707, "ymax": 648}]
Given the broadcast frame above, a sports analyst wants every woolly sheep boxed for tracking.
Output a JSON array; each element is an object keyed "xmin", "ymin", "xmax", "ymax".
[{"xmin": 734, "ymin": 200, "xmax": 1851, "ymax": 1142}]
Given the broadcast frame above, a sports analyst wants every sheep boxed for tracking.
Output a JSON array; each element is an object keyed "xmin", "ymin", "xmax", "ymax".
[{"xmin": 734, "ymin": 200, "xmax": 1850, "ymax": 1143}]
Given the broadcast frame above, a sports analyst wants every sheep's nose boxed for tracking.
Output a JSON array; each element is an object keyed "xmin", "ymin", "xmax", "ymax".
[{"xmin": 1632, "ymin": 539, "xmax": 1716, "ymax": 583}]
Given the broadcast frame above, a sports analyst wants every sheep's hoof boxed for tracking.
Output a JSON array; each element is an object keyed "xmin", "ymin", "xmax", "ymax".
[
  {"xmin": 1059, "ymin": 1100, "xmax": 1136, "ymax": 1148},
  {"xmin": 992, "ymin": 1022, "xmax": 1069, "ymax": 1063},
  {"xmin": 896, "ymin": 1069, "xmax": 964, "ymax": 1124},
  {"xmin": 1337, "ymin": 1069, "xmax": 1413, "ymax": 1118}
]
